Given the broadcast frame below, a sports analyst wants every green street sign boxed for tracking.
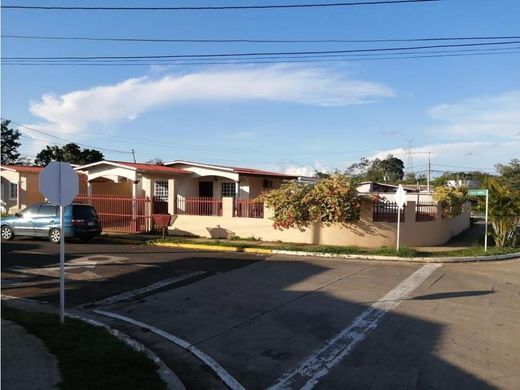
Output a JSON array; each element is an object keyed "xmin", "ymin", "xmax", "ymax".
[{"xmin": 468, "ymin": 189, "xmax": 487, "ymax": 196}]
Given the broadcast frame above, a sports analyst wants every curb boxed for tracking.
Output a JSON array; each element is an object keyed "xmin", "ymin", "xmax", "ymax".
[
  {"xmin": 153, "ymin": 242, "xmax": 273, "ymax": 254},
  {"xmin": 66, "ymin": 311, "xmax": 185, "ymax": 390},
  {"xmin": 151, "ymin": 242, "xmax": 520, "ymax": 263}
]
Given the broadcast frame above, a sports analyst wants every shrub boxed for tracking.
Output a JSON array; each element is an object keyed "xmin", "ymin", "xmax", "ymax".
[{"xmin": 432, "ymin": 186, "xmax": 468, "ymax": 218}]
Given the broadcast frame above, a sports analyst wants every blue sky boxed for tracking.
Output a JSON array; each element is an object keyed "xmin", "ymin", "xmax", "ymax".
[{"xmin": 2, "ymin": 0, "xmax": 520, "ymax": 176}]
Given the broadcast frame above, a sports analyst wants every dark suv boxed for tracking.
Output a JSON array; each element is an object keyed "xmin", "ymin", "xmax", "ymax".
[{"xmin": 1, "ymin": 203, "xmax": 102, "ymax": 243}]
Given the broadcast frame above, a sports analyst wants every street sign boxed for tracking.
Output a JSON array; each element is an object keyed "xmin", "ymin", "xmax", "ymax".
[
  {"xmin": 39, "ymin": 161, "xmax": 79, "ymax": 206},
  {"xmin": 468, "ymin": 189, "xmax": 487, "ymax": 196},
  {"xmin": 393, "ymin": 184, "xmax": 407, "ymax": 251},
  {"xmin": 39, "ymin": 161, "xmax": 79, "ymax": 325},
  {"xmin": 468, "ymin": 189, "xmax": 490, "ymax": 252},
  {"xmin": 393, "ymin": 184, "xmax": 407, "ymax": 210}
]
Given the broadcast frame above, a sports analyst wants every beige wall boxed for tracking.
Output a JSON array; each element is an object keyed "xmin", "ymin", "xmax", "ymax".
[
  {"xmin": 0, "ymin": 172, "xmax": 46, "ymax": 213},
  {"xmin": 169, "ymin": 198, "xmax": 470, "ymax": 248}
]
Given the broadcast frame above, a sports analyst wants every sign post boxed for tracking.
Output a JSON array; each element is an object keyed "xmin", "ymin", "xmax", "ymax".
[
  {"xmin": 39, "ymin": 162, "xmax": 79, "ymax": 324},
  {"xmin": 468, "ymin": 189, "xmax": 489, "ymax": 252},
  {"xmin": 393, "ymin": 184, "xmax": 407, "ymax": 251}
]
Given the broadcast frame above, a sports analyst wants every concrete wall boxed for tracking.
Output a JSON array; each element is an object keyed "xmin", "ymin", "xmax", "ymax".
[{"xmin": 169, "ymin": 198, "xmax": 470, "ymax": 248}]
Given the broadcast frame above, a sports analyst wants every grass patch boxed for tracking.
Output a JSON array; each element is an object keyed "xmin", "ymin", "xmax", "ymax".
[
  {"xmin": 2, "ymin": 306, "xmax": 166, "ymax": 390},
  {"xmin": 149, "ymin": 236, "xmax": 519, "ymax": 258}
]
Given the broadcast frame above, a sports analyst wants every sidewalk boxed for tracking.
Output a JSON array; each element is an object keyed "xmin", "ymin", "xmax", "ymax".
[{"xmin": 1, "ymin": 319, "xmax": 61, "ymax": 390}]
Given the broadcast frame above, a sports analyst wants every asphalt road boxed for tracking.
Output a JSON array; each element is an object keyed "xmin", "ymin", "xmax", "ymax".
[{"xmin": 2, "ymin": 239, "xmax": 520, "ymax": 390}]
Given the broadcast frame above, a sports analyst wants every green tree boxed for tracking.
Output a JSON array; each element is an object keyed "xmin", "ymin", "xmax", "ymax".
[
  {"xmin": 365, "ymin": 155, "xmax": 404, "ymax": 182},
  {"xmin": 496, "ymin": 159, "xmax": 520, "ymax": 191},
  {"xmin": 1, "ymin": 119, "xmax": 22, "ymax": 164},
  {"xmin": 34, "ymin": 143, "xmax": 104, "ymax": 166},
  {"xmin": 479, "ymin": 179, "xmax": 520, "ymax": 247}
]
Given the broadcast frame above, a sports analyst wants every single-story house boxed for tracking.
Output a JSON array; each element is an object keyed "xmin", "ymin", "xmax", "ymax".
[
  {"xmin": 74, "ymin": 160, "xmax": 298, "ymax": 213},
  {"xmin": 0, "ymin": 165, "xmax": 45, "ymax": 213}
]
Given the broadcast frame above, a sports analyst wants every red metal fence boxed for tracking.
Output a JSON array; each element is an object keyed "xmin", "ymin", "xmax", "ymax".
[
  {"xmin": 235, "ymin": 199, "xmax": 264, "ymax": 218},
  {"xmin": 416, "ymin": 203, "xmax": 437, "ymax": 222},
  {"xmin": 175, "ymin": 196, "xmax": 223, "ymax": 216},
  {"xmin": 74, "ymin": 195, "xmax": 151, "ymax": 233},
  {"xmin": 372, "ymin": 201, "xmax": 405, "ymax": 223},
  {"xmin": 152, "ymin": 196, "xmax": 169, "ymax": 214}
]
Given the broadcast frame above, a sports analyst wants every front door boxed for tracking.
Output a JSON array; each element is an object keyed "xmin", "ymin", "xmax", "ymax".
[{"xmin": 198, "ymin": 181, "xmax": 213, "ymax": 198}]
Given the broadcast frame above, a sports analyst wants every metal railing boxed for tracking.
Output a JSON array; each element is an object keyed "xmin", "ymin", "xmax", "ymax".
[
  {"xmin": 372, "ymin": 201, "xmax": 405, "ymax": 223},
  {"xmin": 416, "ymin": 203, "xmax": 437, "ymax": 222},
  {"xmin": 175, "ymin": 196, "xmax": 223, "ymax": 216},
  {"xmin": 74, "ymin": 194, "xmax": 150, "ymax": 233},
  {"xmin": 235, "ymin": 199, "xmax": 264, "ymax": 218}
]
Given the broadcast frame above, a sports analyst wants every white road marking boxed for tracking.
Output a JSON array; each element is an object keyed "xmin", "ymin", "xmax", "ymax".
[
  {"xmin": 269, "ymin": 264, "xmax": 442, "ymax": 390},
  {"xmin": 93, "ymin": 310, "xmax": 246, "ymax": 390},
  {"xmin": 88, "ymin": 271, "xmax": 206, "ymax": 307}
]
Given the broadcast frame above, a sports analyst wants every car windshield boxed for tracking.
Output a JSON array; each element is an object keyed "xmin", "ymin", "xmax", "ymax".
[
  {"xmin": 73, "ymin": 205, "xmax": 98, "ymax": 218},
  {"xmin": 19, "ymin": 205, "xmax": 40, "ymax": 217}
]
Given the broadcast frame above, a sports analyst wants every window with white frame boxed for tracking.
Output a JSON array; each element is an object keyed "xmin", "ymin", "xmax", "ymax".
[
  {"xmin": 9, "ymin": 182, "xmax": 17, "ymax": 200},
  {"xmin": 221, "ymin": 182, "xmax": 236, "ymax": 198},
  {"xmin": 153, "ymin": 181, "xmax": 169, "ymax": 201}
]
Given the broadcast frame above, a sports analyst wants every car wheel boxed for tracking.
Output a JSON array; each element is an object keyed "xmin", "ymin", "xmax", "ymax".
[
  {"xmin": 1, "ymin": 225, "xmax": 14, "ymax": 240},
  {"xmin": 49, "ymin": 228, "xmax": 61, "ymax": 244}
]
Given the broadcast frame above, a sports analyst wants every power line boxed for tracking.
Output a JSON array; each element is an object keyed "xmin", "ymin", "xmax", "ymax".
[
  {"xmin": 5, "ymin": 119, "xmax": 133, "ymax": 155},
  {"xmin": 6, "ymin": 40, "xmax": 520, "ymax": 61},
  {"xmin": 6, "ymin": 34, "xmax": 519, "ymax": 44},
  {"xmin": 4, "ymin": 50, "xmax": 520, "ymax": 66},
  {"xmin": 1, "ymin": 1, "xmax": 439, "ymax": 11}
]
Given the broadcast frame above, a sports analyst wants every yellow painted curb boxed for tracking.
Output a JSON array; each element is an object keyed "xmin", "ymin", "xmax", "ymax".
[{"xmin": 153, "ymin": 242, "xmax": 272, "ymax": 254}]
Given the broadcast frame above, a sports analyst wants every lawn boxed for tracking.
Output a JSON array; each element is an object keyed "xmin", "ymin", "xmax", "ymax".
[{"xmin": 2, "ymin": 306, "xmax": 166, "ymax": 390}]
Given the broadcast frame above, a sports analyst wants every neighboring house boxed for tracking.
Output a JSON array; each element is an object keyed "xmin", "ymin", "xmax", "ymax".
[
  {"xmin": 447, "ymin": 179, "xmax": 481, "ymax": 188},
  {"xmin": 355, "ymin": 181, "xmax": 433, "ymax": 203},
  {"xmin": 0, "ymin": 165, "xmax": 44, "ymax": 213}
]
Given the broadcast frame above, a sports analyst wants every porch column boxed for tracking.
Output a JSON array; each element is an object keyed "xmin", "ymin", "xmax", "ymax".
[
  {"xmin": 16, "ymin": 177, "xmax": 21, "ymax": 210},
  {"xmin": 87, "ymin": 181, "xmax": 93, "ymax": 204},
  {"xmin": 168, "ymin": 178, "xmax": 176, "ymax": 215},
  {"xmin": 132, "ymin": 180, "xmax": 138, "ymax": 232},
  {"xmin": 235, "ymin": 181, "xmax": 240, "ymax": 199}
]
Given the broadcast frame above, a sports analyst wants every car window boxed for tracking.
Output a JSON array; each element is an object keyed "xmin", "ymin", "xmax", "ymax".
[
  {"xmin": 39, "ymin": 205, "xmax": 59, "ymax": 217},
  {"xmin": 20, "ymin": 205, "xmax": 41, "ymax": 217},
  {"xmin": 73, "ymin": 205, "xmax": 98, "ymax": 218}
]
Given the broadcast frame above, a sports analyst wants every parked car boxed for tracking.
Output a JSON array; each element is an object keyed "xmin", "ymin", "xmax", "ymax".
[{"xmin": 1, "ymin": 203, "xmax": 102, "ymax": 243}]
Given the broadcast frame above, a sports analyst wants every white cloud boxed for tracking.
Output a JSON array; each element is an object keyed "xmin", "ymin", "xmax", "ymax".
[
  {"xmin": 27, "ymin": 65, "xmax": 394, "ymax": 135},
  {"xmin": 282, "ymin": 161, "xmax": 330, "ymax": 177},
  {"xmin": 427, "ymin": 90, "xmax": 520, "ymax": 138},
  {"xmin": 369, "ymin": 140, "xmax": 520, "ymax": 174}
]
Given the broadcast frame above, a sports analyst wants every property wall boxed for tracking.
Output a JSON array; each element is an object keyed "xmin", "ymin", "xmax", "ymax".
[
  {"xmin": 0, "ymin": 171, "xmax": 19, "ymax": 212},
  {"xmin": 168, "ymin": 198, "xmax": 471, "ymax": 247}
]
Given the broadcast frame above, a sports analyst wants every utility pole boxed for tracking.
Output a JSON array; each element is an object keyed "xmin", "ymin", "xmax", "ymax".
[{"xmin": 131, "ymin": 149, "xmax": 136, "ymax": 163}]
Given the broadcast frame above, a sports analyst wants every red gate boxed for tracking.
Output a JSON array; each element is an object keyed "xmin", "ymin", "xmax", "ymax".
[{"xmin": 74, "ymin": 195, "xmax": 151, "ymax": 233}]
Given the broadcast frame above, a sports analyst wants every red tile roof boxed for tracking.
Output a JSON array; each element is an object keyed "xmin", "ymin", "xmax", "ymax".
[
  {"xmin": 170, "ymin": 160, "xmax": 297, "ymax": 178},
  {"xmin": 0, "ymin": 165, "xmax": 43, "ymax": 174},
  {"xmin": 109, "ymin": 161, "xmax": 188, "ymax": 174}
]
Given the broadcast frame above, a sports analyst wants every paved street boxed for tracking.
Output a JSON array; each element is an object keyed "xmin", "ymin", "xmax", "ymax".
[{"xmin": 2, "ymin": 239, "xmax": 520, "ymax": 389}]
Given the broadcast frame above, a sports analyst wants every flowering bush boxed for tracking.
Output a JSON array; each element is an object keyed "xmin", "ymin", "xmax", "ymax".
[
  {"xmin": 258, "ymin": 175, "xmax": 364, "ymax": 229},
  {"xmin": 432, "ymin": 186, "xmax": 468, "ymax": 218}
]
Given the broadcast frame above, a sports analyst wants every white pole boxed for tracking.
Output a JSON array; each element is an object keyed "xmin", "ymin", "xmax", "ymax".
[
  {"xmin": 484, "ymin": 190, "xmax": 489, "ymax": 252},
  {"xmin": 59, "ymin": 205, "xmax": 65, "ymax": 325},
  {"xmin": 396, "ymin": 206, "xmax": 401, "ymax": 251}
]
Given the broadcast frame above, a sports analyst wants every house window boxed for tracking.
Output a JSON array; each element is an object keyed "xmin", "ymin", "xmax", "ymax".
[
  {"xmin": 154, "ymin": 181, "xmax": 169, "ymax": 201},
  {"xmin": 9, "ymin": 183, "xmax": 17, "ymax": 200},
  {"xmin": 263, "ymin": 179, "xmax": 274, "ymax": 189},
  {"xmin": 221, "ymin": 182, "xmax": 236, "ymax": 198}
]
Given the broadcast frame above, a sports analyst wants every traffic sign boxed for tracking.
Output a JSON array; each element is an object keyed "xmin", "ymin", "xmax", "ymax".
[
  {"xmin": 39, "ymin": 161, "xmax": 79, "ymax": 206},
  {"xmin": 468, "ymin": 189, "xmax": 487, "ymax": 196},
  {"xmin": 393, "ymin": 184, "xmax": 407, "ymax": 251},
  {"xmin": 39, "ymin": 161, "xmax": 79, "ymax": 325},
  {"xmin": 393, "ymin": 184, "xmax": 407, "ymax": 209}
]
